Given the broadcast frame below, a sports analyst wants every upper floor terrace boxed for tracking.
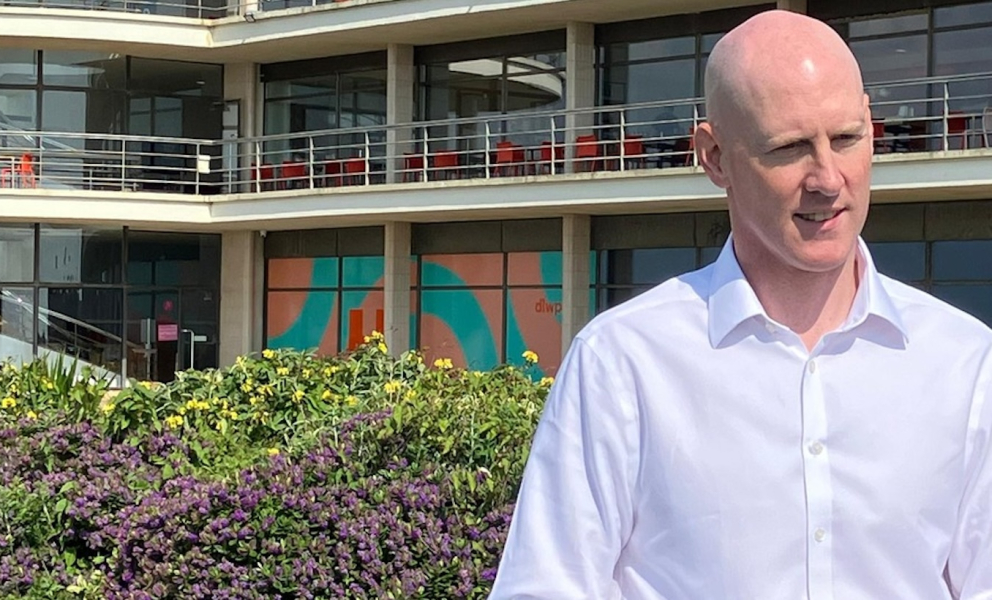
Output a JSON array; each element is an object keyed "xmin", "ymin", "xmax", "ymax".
[{"xmin": 1, "ymin": 71, "xmax": 991, "ymax": 230}]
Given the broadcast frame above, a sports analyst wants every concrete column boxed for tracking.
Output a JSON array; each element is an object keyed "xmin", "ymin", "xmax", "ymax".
[
  {"xmin": 219, "ymin": 231, "xmax": 258, "ymax": 366},
  {"xmin": 566, "ymin": 22, "xmax": 596, "ymax": 174},
  {"xmin": 384, "ymin": 222, "xmax": 412, "ymax": 355},
  {"xmin": 776, "ymin": 0, "xmax": 807, "ymax": 13},
  {"xmin": 387, "ymin": 44, "xmax": 416, "ymax": 184},
  {"xmin": 223, "ymin": 63, "xmax": 259, "ymax": 192},
  {"xmin": 561, "ymin": 214, "xmax": 591, "ymax": 355}
]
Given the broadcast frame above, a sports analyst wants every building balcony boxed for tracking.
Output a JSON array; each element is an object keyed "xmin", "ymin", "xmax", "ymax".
[{"xmin": 1, "ymin": 72, "xmax": 991, "ymax": 229}]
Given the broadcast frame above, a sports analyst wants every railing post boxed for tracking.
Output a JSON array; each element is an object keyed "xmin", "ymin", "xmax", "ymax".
[
  {"xmin": 121, "ymin": 139, "xmax": 127, "ymax": 191},
  {"xmin": 942, "ymin": 82, "xmax": 950, "ymax": 152},
  {"xmin": 619, "ymin": 111, "xmax": 627, "ymax": 172},
  {"xmin": 550, "ymin": 117, "xmax": 557, "ymax": 176},
  {"xmin": 692, "ymin": 103, "xmax": 700, "ymax": 167},
  {"xmin": 364, "ymin": 131, "xmax": 371, "ymax": 186},
  {"xmin": 195, "ymin": 142, "xmax": 201, "ymax": 195},
  {"xmin": 308, "ymin": 136, "xmax": 315, "ymax": 189},
  {"xmin": 254, "ymin": 140, "xmax": 261, "ymax": 193},
  {"xmin": 421, "ymin": 127, "xmax": 429, "ymax": 182},
  {"xmin": 485, "ymin": 121, "xmax": 492, "ymax": 179}
]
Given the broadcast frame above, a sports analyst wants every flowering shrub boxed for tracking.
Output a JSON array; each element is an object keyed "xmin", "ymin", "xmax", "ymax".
[{"xmin": 0, "ymin": 336, "xmax": 547, "ymax": 598}]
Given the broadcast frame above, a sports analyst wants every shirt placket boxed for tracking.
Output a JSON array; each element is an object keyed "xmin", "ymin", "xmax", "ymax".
[{"xmin": 802, "ymin": 355, "xmax": 834, "ymax": 599}]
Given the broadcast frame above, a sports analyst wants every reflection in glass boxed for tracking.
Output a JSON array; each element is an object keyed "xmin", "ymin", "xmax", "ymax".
[
  {"xmin": 38, "ymin": 287, "xmax": 123, "ymax": 384},
  {"xmin": 867, "ymin": 242, "xmax": 926, "ymax": 282},
  {"xmin": 848, "ymin": 13, "xmax": 927, "ymax": 37},
  {"xmin": 0, "ymin": 225, "xmax": 35, "ymax": 282},
  {"xmin": 39, "ymin": 226, "xmax": 122, "ymax": 285},
  {"xmin": 0, "ymin": 49, "xmax": 38, "ymax": 87},
  {"xmin": 851, "ymin": 35, "xmax": 927, "ymax": 84},
  {"xmin": 0, "ymin": 89, "xmax": 37, "ymax": 133},
  {"xmin": 43, "ymin": 51, "xmax": 126, "ymax": 89},
  {"xmin": 933, "ymin": 240, "xmax": 992, "ymax": 281},
  {"xmin": 934, "ymin": 1, "xmax": 992, "ymax": 29},
  {"xmin": 601, "ymin": 248, "xmax": 697, "ymax": 286},
  {"xmin": 0, "ymin": 287, "xmax": 34, "ymax": 366}
]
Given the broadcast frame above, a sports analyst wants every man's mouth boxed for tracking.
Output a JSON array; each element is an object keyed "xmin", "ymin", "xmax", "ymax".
[{"xmin": 795, "ymin": 210, "xmax": 843, "ymax": 223}]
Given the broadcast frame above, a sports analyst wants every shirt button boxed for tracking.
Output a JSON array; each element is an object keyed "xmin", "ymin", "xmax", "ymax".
[
  {"xmin": 808, "ymin": 360, "xmax": 817, "ymax": 374},
  {"xmin": 809, "ymin": 441, "xmax": 825, "ymax": 456},
  {"xmin": 814, "ymin": 528, "xmax": 827, "ymax": 543}
]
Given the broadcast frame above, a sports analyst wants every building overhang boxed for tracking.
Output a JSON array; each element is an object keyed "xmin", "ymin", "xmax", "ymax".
[{"xmin": 2, "ymin": 152, "xmax": 991, "ymax": 231}]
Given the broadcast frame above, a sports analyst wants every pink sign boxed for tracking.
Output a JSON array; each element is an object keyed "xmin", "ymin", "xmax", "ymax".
[{"xmin": 157, "ymin": 323, "xmax": 179, "ymax": 342}]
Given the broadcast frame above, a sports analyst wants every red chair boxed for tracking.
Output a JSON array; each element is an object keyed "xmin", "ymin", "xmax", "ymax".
[
  {"xmin": 432, "ymin": 151, "xmax": 460, "ymax": 180},
  {"xmin": 280, "ymin": 160, "xmax": 307, "ymax": 190},
  {"xmin": 17, "ymin": 153, "xmax": 36, "ymax": 188},
  {"xmin": 251, "ymin": 163, "xmax": 275, "ymax": 191},
  {"xmin": 947, "ymin": 112, "xmax": 969, "ymax": 150},
  {"xmin": 494, "ymin": 141, "xmax": 526, "ymax": 177},
  {"xmin": 872, "ymin": 121, "xmax": 888, "ymax": 153},
  {"xmin": 539, "ymin": 141, "xmax": 564, "ymax": 174},
  {"xmin": 403, "ymin": 153, "xmax": 425, "ymax": 182},
  {"xmin": 344, "ymin": 157, "xmax": 368, "ymax": 185},
  {"xmin": 575, "ymin": 134, "xmax": 602, "ymax": 172},
  {"xmin": 322, "ymin": 160, "xmax": 342, "ymax": 187},
  {"xmin": 621, "ymin": 134, "xmax": 645, "ymax": 169}
]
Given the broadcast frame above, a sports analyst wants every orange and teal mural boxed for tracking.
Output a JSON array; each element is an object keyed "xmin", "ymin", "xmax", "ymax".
[{"xmin": 266, "ymin": 257, "xmax": 340, "ymax": 355}]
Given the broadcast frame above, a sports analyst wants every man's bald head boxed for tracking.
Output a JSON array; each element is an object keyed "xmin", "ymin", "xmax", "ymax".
[{"xmin": 705, "ymin": 10, "xmax": 865, "ymax": 141}]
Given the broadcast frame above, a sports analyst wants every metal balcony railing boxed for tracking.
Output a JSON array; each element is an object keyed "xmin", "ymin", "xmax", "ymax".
[
  {"xmin": 0, "ymin": 72, "xmax": 990, "ymax": 196},
  {"xmin": 0, "ymin": 0, "xmax": 392, "ymax": 19}
]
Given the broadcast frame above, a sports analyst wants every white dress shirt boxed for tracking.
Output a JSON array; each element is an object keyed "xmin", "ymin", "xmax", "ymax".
[{"xmin": 490, "ymin": 238, "xmax": 992, "ymax": 600}]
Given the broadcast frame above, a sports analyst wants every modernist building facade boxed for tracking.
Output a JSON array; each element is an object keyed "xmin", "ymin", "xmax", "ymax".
[{"xmin": 1, "ymin": 0, "xmax": 992, "ymax": 383}]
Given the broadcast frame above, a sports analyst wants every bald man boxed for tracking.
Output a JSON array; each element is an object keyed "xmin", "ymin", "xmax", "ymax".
[{"xmin": 489, "ymin": 10, "xmax": 992, "ymax": 600}]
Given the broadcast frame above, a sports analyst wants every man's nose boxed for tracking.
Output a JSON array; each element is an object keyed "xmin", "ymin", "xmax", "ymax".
[{"xmin": 804, "ymin": 148, "xmax": 844, "ymax": 197}]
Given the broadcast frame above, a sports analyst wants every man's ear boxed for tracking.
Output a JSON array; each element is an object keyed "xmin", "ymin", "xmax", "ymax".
[{"xmin": 695, "ymin": 122, "xmax": 730, "ymax": 189}]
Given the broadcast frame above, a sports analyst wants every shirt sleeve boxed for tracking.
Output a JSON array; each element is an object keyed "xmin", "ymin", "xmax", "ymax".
[
  {"xmin": 947, "ymin": 366, "xmax": 992, "ymax": 599},
  {"xmin": 488, "ymin": 336, "xmax": 639, "ymax": 599}
]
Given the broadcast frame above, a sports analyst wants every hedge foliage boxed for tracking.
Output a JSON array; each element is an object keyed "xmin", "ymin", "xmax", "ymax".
[{"xmin": 0, "ymin": 334, "xmax": 548, "ymax": 599}]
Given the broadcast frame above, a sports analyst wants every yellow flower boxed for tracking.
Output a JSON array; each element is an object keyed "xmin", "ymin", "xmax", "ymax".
[
  {"xmin": 364, "ymin": 330, "xmax": 384, "ymax": 343},
  {"xmin": 45, "ymin": 381, "xmax": 54, "ymax": 391},
  {"xmin": 321, "ymin": 390, "xmax": 333, "ymax": 401},
  {"xmin": 276, "ymin": 367, "xmax": 290, "ymax": 376},
  {"xmin": 522, "ymin": 350, "xmax": 539, "ymax": 364},
  {"xmin": 229, "ymin": 411, "xmax": 238, "ymax": 420},
  {"xmin": 383, "ymin": 380, "xmax": 402, "ymax": 394},
  {"xmin": 102, "ymin": 403, "xmax": 115, "ymax": 414},
  {"xmin": 262, "ymin": 349, "xmax": 276, "ymax": 360},
  {"xmin": 241, "ymin": 382, "xmax": 253, "ymax": 393},
  {"xmin": 539, "ymin": 376, "xmax": 555, "ymax": 388},
  {"xmin": 303, "ymin": 368, "xmax": 312, "ymax": 378},
  {"xmin": 258, "ymin": 384, "xmax": 274, "ymax": 396},
  {"xmin": 433, "ymin": 358, "xmax": 453, "ymax": 370},
  {"xmin": 293, "ymin": 389, "xmax": 306, "ymax": 401},
  {"xmin": 1, "ymin": 397, "xmax": 16, "ymax": 409},
  {"xmin": 404, "ymin": 389, "xmax": 417, "ymax": 401},
  {"xmin": 139, "ymin": 381, "xmax": 154, "ymax": 390},
  {"xmin": 267, "ymin": 447, "xmax": 280, "ymax": 456},
  {"xmin": 377, "ymin": 342, "xmax": 388, "ymax": 354},
  {"xmin": 345, "ymin": 395, "xmax": 357, "ymax": 406},
  {"xmin": 249, "ymin": 396, "xmax": 261, "ymax": 405},
  {"xmin": 26, "ymin": 410, "xmax": 37, "ymax": 420},
  {"xmin": 165, "ymin": 415, "xmax": 183, "ymax": 429},
  {"xmin": 322, "ymin": 366, "xmax": 339, "ymax": 377}
]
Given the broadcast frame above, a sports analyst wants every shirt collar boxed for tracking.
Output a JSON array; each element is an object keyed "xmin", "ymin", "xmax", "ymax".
[{"xmin": 707, "ymin": 235, "xmax": 909, "ymax": 348}]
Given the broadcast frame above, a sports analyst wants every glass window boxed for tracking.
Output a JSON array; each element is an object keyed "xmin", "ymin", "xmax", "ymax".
[
  {"xmin": 933, "ymin": 240, "xmax": 992, "ymax": 281},
  {"xmin": 934, "ymin": 2, "xmax": 992, "ymax": 28},
  {"xmin": 0, "ymin": 49, "xmax": 38, "ymax": 86},
  {"xmin": 126, "ymin": 231, "xmax": 220, "ymax": 287},
  {"xmin": 621, "ymin": 37, "xmax": 695, "ymax": 62},
  {"xmin": 848, "ymin": 13, "xmax": 928, "ymax": 38},
  {"xmin": 932, "ymin": 284, "xmax": 992, "ymax": 325},
  {"xmin": 39, "ymin": 226, "xmax": 122, "ymax": 285},
  {"xmin": 420, "ymin": 288, "xmax": 503, "ymax": 370},
  {"xmin": 43, "ymin": 51, "xmax": 126, "ymax": 89},
  {"xmin": 0, "ymin": 225, "xmax": 35, "ymax": 282},
  {"xmin": 701, "ymin": 33, "xmax": 724, "ymax": 54},
  {"xmin": 0, "ymin": 89, "xmax": 37, "ymax": 132},
  {"xmin": 934, "ymin": 27, "xmax": 992, "ymax": 77},
  {"xmin": 38, "ymin": 287, "xmax": 123, "ymax": 382},
  {"xmin": 851, "ymin": 34, "xmax": 928, "ymax": 84},
  {"xmin": 867, "ymin": 242, "xmax": 926, "ymax": 282},
  {"xmin": 0, "ymin": 287, "xmax": 34, "ymax": 366},
  {"xmin": 601, "ymin": 248, "xmax": 697, "ymax": 286},
  {"xmin": 129, "ymin": 59, "xmax": 223, "ymax": 98}
]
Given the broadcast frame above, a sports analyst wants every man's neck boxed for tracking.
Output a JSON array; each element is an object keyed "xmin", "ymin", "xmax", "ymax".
[{"xmin": 735, "ymin": 243, "xmax": 861, "ymax": 352}]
